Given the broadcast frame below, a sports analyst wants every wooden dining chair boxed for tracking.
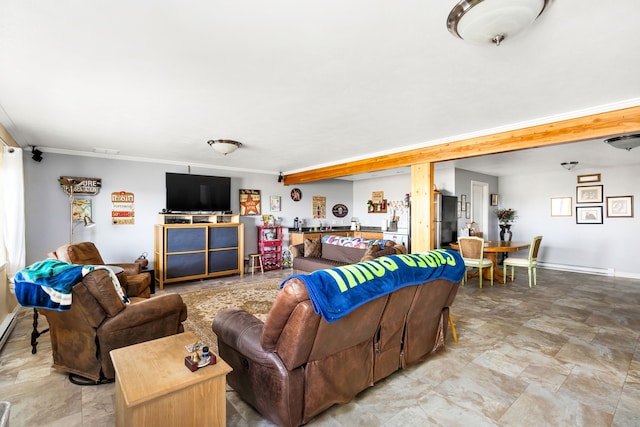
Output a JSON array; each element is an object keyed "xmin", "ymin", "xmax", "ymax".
[
  {"xmin": 503, "ymin": 236, "xmax": 543, "ymax": 288},
  {"xmin": 458, "ymin": 237, "xmax": 493, "ymax": 288}
]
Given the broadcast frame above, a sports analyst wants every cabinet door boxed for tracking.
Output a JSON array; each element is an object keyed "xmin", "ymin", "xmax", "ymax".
[
  {"xmin": 209, "ymin": 250, "xmax": 238, "ymax": 273},
  {"xmin": 166, "ymin": 227, "xmax": 206, "ymax": 252},
  {"xmin": 166, "ymin": 253, "xmax": 206, "ymax": 278},
  {"xmin": 209, "ymin": 227, "xmax": 238, "ymax": 249}
]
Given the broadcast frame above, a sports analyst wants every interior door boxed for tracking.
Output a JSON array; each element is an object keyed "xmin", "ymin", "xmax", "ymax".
[{"xmin": 471, "ymin": 181, "xmax": 489, "ymax": 237}]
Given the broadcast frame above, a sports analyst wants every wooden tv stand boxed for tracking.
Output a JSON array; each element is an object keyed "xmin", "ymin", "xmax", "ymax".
[{"xmin": 154, "ymin": 214, "xmax": 244, "ymax": 289}]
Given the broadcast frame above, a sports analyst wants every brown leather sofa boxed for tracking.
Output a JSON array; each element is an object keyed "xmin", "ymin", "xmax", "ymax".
[
  {"xmin": 40, "ymin": 269, "xmax": 187, "ymax": 382},
  {"xmin": 49, "ymin": 241, "xmax": 151, "ymax": 298},
  {"xmin": 212, "ymin": 270, "xmax": 459, "ymax": 426}
]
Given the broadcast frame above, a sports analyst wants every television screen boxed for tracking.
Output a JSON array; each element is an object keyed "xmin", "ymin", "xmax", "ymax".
[{"xmin": 165, "ymin": 173, "xmax": 231, "ymax": 213}]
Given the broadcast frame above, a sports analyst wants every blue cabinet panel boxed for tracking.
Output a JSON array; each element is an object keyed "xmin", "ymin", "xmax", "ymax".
[
  {"xmin": 167, "ymin": 228, "xmax": 206, "ymax": 252},
  {"xmin": 166, "ymin": 253, "xmax": 206, "ymax": 278},
  {"xmin": 209, "ymin": 227, "xmax": 238, "ymax": 249},
  {"xmin": 209, "ymin": 250, "xmax": 238, "ymax": 273}
]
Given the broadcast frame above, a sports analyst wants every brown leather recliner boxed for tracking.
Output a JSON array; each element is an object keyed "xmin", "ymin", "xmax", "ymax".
[
  {"xmin": 39, "ymin": 269, "xmax": 187, "ymax": 382},
  {"xmin": 212, "ymin": 275, "xmax": 459, "ymax": 427},
  {"xmin": 49, "ymin": 242, "xmax": 151, "ymax": 298}
]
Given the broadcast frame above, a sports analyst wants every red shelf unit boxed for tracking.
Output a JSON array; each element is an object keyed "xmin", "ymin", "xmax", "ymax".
[{"xmin": 257, "ymin": 225, "xmax": 283, "ymax": 271}]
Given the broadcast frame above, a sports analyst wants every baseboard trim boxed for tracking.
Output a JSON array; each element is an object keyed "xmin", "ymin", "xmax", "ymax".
[
  {"xmin": 539, "ymin": 262, "xmax": 613, "ymax": 276},
  {"xmin": 0, "ymin": 307, "xmax": 19, "ymax": 352}
]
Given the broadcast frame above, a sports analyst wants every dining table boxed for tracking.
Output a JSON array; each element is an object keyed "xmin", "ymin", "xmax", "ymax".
[{"xmin": 449, "ymin": 240, "xmax": 530, "ymax": 284}]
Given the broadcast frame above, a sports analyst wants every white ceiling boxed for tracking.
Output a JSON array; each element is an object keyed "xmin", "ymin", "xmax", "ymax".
[{"xmin": 1, "ymin": 1, "xmax": 639, "ymax": 179}]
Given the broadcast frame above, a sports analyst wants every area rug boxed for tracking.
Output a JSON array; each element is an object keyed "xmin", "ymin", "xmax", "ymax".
[{"xmin": 180, "ymin": 279, "xmax": 282, "ymax": 353}]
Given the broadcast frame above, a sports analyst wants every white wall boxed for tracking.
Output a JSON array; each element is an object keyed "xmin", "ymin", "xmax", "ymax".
[
  {"xmin": 499, "ymin": 164, "xmax": 640, "ymax": 277},
  {"xmin": 23, "ymin": 152, "xmax": 353, "ymax": 263},
  {"xmin": 352, "ymin": 174, "xmax": 411, "ymax": 229},
  {"xmin": 22, "ymin": 152, "xmax": 640, "ymax": 277}
]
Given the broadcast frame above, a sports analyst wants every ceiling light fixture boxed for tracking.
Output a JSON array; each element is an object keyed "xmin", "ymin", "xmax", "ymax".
[
  {"xmin": 278, "ymin": 173, "xmax": 283, "ymax": 183},
  {"xmin": 447, "ymin": 0, "xmax": 553, "ymax": 46},
  {"xmin": 604, "ymin": 133, "xmax": 640, "ymax": 151},
  {"xmin": 561, "ymin": 161, "xmax": 578, "ymax": 171},
  {"xmin": 207, "ymin": 139, "xmax": 242, "ymax": 155}
]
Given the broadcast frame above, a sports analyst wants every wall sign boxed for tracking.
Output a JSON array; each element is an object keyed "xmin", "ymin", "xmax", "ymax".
[
  {"xmin": 240, "ymin": 189, "xmax": 261, "ymax": 215},
  {"xmin": 112, "ymin": 191, "xmax": 135, "ymax": 225},
  {"xmin": 59, "ymin": 176, "xmax": 102, "ymax": 196},
  {"xmin": 332, "ymin": 204, "xmax": 348, "ymax": 218},
  {"xmin": 313, "ymin": 196, "xmax": 326, "ymax": 219}
]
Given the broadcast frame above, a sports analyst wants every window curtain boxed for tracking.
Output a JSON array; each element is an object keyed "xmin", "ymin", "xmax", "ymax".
[{"xmin": 1, "ymin": 146, "xmax": 26, "ymax": 280}]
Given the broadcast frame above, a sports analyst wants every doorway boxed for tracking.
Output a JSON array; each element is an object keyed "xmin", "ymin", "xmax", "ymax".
[{"xmin": 471, "ymin": 180, "xmax": 489, "ymax": 237}]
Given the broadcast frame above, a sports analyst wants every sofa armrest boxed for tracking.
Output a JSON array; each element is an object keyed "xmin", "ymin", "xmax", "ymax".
[
  {"xmin": 100, "ymin": 293, "xmax": 187, "ymax": 335},
  {"xmin": 289, "ymin": 244, "xmax": 304, "ymax": 258},
  {"xmin": 212, "ymin": 308, "xmax": 275, "ymax": 364},
  {"xmin": 108, "ymin": 262, "xmax": 142, "ymax": 275}
]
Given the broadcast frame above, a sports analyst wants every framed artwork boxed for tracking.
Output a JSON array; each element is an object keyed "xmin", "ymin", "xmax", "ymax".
[
  {"xmin": 239, "ymin": 189, "xmax": 261, "ymax": 216},
  {"xmin": 72, "ymin": 198, "xmax": 92, "ymax": 221},
  {"xmin": 332, "ymin": 204, "xmax": 348, "ymax": 218},
  {"xmin": 577, "ymin": 173, "xmax": 601, "ymax": 184},
  {"xmin": 312, "ymin": 196, "xmax": 326, "ymax": 219},
  {"xmin": 576, "ymin": 206, "xmax": 603, "ymax": 224},
  {"xmin": 290, "ymin": 188, "xmax": 302, "ymax": 201},
  {"xmin": 550, "ymin": 197, "xmax": 572, "ymax": 217},
  {"xmin": 576, "ymin": 185, "xmax": 603, "ymax": 204},
  {"xmin": 269, "ymin": 195, "xmax": 281, "ymax": 212},
  {"xmin": 490, "ymin": 194, "xmax": 499, "ymax": 206},
  {"xmin": 606, "ymin": 195, "xmax": 633, "ymax": 218}
]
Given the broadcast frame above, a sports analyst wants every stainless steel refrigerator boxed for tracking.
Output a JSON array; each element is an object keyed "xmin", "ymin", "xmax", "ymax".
[{"xmin": 434, "ymin": 194, "xmax": 458, "ymax": 248}]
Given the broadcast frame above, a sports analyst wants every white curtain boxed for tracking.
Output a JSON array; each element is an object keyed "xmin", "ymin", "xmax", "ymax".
[{"xmin": 1, "ymin": 146, "xmax": 26, "ymax": 279}]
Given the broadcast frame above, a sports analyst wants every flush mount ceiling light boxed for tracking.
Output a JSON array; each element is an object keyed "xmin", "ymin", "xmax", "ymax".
[
  {"xmin": 207, "ymin": 139, "xmax": 243, "ymax": 155},
  {"xmin": 561, "ymin": 161, "xmax": 578, "ymax": 171},
  {"xmin": 604, "ymin": 133, "xmax": 640, "ymax": 151},
  {"xmin": 447, "ymin": 0, "xmax": 553, "ymax": 46}
]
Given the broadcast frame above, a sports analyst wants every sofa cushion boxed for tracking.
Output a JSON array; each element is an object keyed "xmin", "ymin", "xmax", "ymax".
[
  {"xmin": 304, "ymin": 239, "xmax": 322, "ymax": 257},
  {"xmin": 322, "ymin": 243, "xmax": 365, "ymax": 264}
]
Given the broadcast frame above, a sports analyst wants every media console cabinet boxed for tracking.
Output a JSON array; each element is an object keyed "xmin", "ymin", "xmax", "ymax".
[{"xmin": 154, "ymin": 214, "xmax": 244, "ymax": 289}]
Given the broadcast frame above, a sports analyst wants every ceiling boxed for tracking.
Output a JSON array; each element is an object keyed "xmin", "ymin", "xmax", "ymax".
[{"xmin": 1, "ymin": 1, "xmax": 639, "ymax": 179}]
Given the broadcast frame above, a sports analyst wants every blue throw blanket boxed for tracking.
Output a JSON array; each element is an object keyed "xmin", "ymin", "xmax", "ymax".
[
  {"xmin": 14, "ymin": 259, "xmax": 85, "ymax": 311},
  {"xmin": 282, "ymin": 249, "xmax": 465, "ymax": 322}
]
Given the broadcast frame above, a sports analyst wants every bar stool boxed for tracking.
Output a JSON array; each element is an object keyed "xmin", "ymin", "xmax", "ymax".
[{"xmin": 248, "ymin": 253, "xmax": 264, "ymax": 275}]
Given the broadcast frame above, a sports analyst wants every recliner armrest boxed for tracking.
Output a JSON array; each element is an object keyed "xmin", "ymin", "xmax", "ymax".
[
  {"xmin": 100, "ymin": 293, "xmax": 187, "ymax": 335},
  {"xmin": 212, "ymin": 308, "xmax": 273, "ymax": 363},
  {"xmin": 108, "ymin": 262, "xmax": 142, "ymax": 275}
]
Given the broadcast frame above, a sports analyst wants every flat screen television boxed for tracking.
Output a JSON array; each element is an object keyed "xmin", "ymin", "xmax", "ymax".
[{"xmin": 165, "ymin": 173, "xmax": 231, "ymax": 213}]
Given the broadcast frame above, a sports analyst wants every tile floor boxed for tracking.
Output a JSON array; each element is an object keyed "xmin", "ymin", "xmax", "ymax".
[{"xmin": 1, "ymin": 267, "xmax": 639, "ymax": 426}]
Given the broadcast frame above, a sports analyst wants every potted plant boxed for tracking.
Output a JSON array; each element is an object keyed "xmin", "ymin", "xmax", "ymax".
[{"xmin": 495, "ymin": 208, "xmax": 517, "ymax": 241}]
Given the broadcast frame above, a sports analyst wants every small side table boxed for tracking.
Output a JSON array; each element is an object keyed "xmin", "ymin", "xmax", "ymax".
[{"xmin": 110, "ymin": 332, "xmax": 232, "ymax": 427}]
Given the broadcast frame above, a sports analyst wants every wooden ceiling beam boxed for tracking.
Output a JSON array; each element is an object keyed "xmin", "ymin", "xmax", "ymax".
[{"xmin": 283, "ymin": 105, "xmax": 640, "ymax": 185}]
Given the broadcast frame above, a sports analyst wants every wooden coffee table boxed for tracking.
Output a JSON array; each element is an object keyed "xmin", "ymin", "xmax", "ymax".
[{"xmin": 110, "ymin": 331, "xmax": 232, "ymax": 427}]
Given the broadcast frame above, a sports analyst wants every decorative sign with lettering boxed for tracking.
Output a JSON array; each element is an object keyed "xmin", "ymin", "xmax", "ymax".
[
  {"xmin": 239, "ymin": 189, "xmax": 261, "ymax": 216},
  {"xmin": 59, "ymin": 176, "xmax": 102, "ymax": 196},
  {"xmin": 112, "ymin": 191, "xmax": 135, "ymax": 225}
]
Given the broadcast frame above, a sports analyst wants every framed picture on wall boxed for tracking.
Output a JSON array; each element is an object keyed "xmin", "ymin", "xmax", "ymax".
[
  {"xmin": 270, "ymin": 195, "xmax": 281, "ymax": 212},
  {"xmin": 577, "ymin": 173, "xmax": 601, "ymax": 184},
  {"xmin": 576, "ymin": 206, "xmax": 603, "ymax": 224},
  {"xmin": 606, "ymin": 195, "xmax": 633, "ymax": 218},
  {"xmin": 576, "ymin": 185, "xmax": 603, "ymax": 204},
  {"xmin": 550, "ymin": 197, "xmax": 572, "ymax": 217}
]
